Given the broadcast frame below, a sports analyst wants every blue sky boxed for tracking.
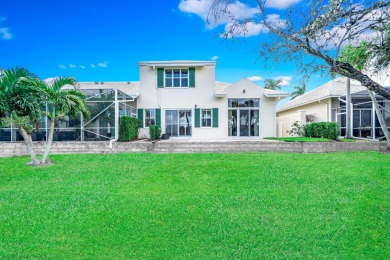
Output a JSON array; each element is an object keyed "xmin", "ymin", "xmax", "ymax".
[{"xmin": 0, "ymin": 0, "xmax": 331, "ymax": 104}]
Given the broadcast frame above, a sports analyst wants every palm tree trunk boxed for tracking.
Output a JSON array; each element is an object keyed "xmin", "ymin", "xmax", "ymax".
[
  {"xmin": 18, "ymin": 126, "xmax": 40, "ymax": 165},
  {"xmin": 41, "ymin": 118, "xmax": 55, "ymax": 164},
  {"xmin": 368, "ymin": 91, "xmax": 390, "ymax": 146}
]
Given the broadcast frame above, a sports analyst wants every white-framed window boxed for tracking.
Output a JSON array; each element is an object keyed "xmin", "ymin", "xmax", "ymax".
[
  {"xmin": 145, "ymin": 109, "xmax": 156, "ymax": 127},
  {"xmin": 165, "ymin": 69, "xmax": 189, "ymax": 88},
  {"xmin": 201, "ymin": 109, "xmax": 212, "ymax": 127}
]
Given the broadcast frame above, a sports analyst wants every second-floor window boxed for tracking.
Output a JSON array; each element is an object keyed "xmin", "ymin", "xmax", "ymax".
[{"xmin": 165, "ymin": 69, "xmax": 188, "ymax": 88}]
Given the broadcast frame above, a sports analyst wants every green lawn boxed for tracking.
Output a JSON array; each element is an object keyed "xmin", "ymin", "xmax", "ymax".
[
  {"xmin": 0, "ymin": 152, "xmax": 389, "ymax": 259},
  {"xmin": 265, "ymin": 137, "xmax": 333, "ymax": 142},
  {"xmin": 266, "ymin": 137, "xmax": 357, "ymax": 142}
]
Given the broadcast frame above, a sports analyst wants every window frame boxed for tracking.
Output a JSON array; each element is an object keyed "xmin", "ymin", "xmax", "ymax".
[
  {"xmin": 164, "ymin": 68, "xmax": 189, "ymax": 88},
  {"xmin": 144, "ymin": 109, "xmax": 156, "ymax": 128},
  {"xmin": 201, "ymin": 109, "xmax": 212, "ymax": 128}
]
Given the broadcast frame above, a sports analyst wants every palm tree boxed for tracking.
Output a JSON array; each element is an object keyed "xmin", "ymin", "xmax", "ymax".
[
  {"xmin": 38, "ymin": 77, "xmax": 89, "ymax": 164},
  {"xmin": 264, "ymin": 79, "xmax": 283, "ymax": 90},
  {"xmin": 0, "ymin": 67, "xmax": 42, "ymax": 165},
  {"xmin": 290, "ymin": 83, "xmax": 306, "ymax": 100}
]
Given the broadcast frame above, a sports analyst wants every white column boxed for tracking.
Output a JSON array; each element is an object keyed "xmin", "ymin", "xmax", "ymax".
[
  {"xmin": 298, "ymin": 110, "xmax": 306, "ymax": 125},
  {"xmin": 350, "ymin": 103, "xmax": 353, "ymax": 137},
  {"xmin": 114, "ymin": 89, "xmax": 119, "ymax": 140},
  {"xmin": 372, "ymin": 99, "xmax": 376, "ymax": 140}
]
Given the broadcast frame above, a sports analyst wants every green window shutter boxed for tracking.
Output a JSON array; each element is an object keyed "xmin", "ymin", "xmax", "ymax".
[
  {"xmin": 212, "ymin": 108, "xmax": 218, "ymax": 128},
  {"xmin": 138, "ymin": 108, "xmax": 144, "ymax": 128},
  {"xmin": 157, "ymin": 68, "xmax": 164, "ymax": 88},
  {"xmin": 195, "ymin": 108, "xmax": 200, "ymax": 128},
  {"xmin": 156, "ymin": 108, "xmax": 161, "ymax": 127},
  {"xmin": 189, "ymin": 67, "xmax": 195, "ymax": 88}
]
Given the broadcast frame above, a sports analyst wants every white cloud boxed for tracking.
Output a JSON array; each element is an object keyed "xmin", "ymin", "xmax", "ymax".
[
  {"xmin": 314, "ymin": 8, "xmax": 383, "ymax": 50},
  {"xmin": 80, "ymin": 65, "xmax": 85, "ymax": 69},
  {"xmin": 211, "ymin": 56, "xmax": 218, "ymax": 61},
  {"xmin": 223, "ymin": 14, "xmax": 286, "ymax": 38},
  {"xmin": 59, "ymin": 65, "xmax": 66, "ymax": 69},
  {"xmin": 178, "ymin": 0, "xmax": 289, "ymax": 37},
  {"xmin": 274, "ymin": 76, "xmax": 292, "ymax": 85},
  {"xmin": 265, "ymin": 0, "xmax": 301, "ymax": 9},
  {"xmin": 91, "ymin": 64, "xmax": 96, "ymax": 68},
  {"xmin": 247, "ymin": 76, "xmax": 264, "ymax": 81},
  {"xmin": 178, "ymin": 0, "xmax": 259, "ymax": 28},
  {"xmin": 0, "ymin": 17, "xmax": 13, "ymax": 40},
  {"xmin": 69, "ymin": 64, "xmax": 77, "ymax": 68},
  {"xmin": 98, "ymin": 62, "xmax": 107, "ymax": 68},
  {"xmin": 0, "ymin": 27, "xmax": 12, "ymax": 40}
]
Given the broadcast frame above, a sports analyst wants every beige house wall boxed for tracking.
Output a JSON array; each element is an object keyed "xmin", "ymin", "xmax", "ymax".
[
  {"xmin": 276, "ymin": 98, "xmax": 333, "ymax": 137},
  {"xmin": 138, "ymin": 64, "xmax": 280, "ymax": 139}
]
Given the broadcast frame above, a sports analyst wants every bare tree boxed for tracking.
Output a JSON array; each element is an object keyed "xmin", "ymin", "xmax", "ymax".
[{"xmin": 209, "ymin": 0, "xmax": 390, "ymax": 99}]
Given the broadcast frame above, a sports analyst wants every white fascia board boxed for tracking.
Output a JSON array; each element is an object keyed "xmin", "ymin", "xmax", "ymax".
[
  {"xmin": 276, "ymin": 95, "xmax": 339, "ymax": 113},
  {"xmin": 138, "ymin": 61, "xmax": 216, "ymax": 67},
  {"xmin": 264, "ymin": 93, "xmax": 290, "ymax": 98}
]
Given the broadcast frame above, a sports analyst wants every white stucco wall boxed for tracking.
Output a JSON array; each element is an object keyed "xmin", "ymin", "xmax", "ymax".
[
  {"xmin": 223, "ymin": 79, "xmax": 279, "ymax": 138},
  {"xmin": 276, "ymin": 98, "xmax": 333, "ymax": 137},
  {"xmin": 137, "ymin": 64, "xmax": 280, "ymax": 139}
]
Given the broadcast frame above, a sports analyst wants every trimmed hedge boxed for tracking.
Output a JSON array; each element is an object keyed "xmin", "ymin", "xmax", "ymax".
[
  {"xmin": 118, "ymin": 116, "xmax": 139, "ymax": 142},
  {"xmin": 149, "ymin": 125, "xmax": 161, "ymax": 140},
  {"xmin": 304, "ymin": 122, "xmax": 339, "ymax": 140}
]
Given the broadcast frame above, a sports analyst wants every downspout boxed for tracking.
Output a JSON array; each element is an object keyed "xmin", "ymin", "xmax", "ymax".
[
  {"xmin": 152, "ymin": 65, "xmax": 161, "ymax": 107},
  {"xmin": 109, "ymin": 138, "xmax": 117, "ymax": 149}
]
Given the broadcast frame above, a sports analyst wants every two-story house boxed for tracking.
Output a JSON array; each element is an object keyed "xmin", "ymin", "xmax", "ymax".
[
  {"xmin": 136, "ymin": 60, "xmax": 289, "ymax": 139},
  {"xmin": 8, "ymin": 60, "xmax": 288, "ymax": 142}
]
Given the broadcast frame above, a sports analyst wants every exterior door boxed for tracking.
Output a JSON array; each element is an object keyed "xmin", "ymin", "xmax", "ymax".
[
  {"xmin": 239, "ymin": 110, "xmax": 249, "ymax": 136},
  {"xmin": 166, "ymin": 110, "xmax": 191, "ymax": 137},
  {"xmin": 228, "ymin": 109, "xmax": 259, "ymax": 137}
]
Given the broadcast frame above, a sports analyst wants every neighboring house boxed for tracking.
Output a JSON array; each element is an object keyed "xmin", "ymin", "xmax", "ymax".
[
  {"xmin": 276, "ymin": 76, "xmax": 390, "ymax": 140},
  {"xmin": 136, "ymin": 60, "xmax": 289, "ymax": 139}
]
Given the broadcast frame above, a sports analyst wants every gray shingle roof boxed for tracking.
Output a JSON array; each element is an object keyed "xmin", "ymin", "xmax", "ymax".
[{"xmin": 276, "ymin": 77, "xmax": 366, "ymax": 112}]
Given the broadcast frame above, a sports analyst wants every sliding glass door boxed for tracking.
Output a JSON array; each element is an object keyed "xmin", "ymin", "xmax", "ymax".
[{"xmin": 166, "ymin": 110, "xmax": 191, "ymax": 137}]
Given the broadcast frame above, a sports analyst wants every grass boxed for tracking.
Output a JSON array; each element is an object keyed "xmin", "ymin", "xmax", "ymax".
[
  {"xmin": 0, "ymin": 152, "xmax": 389, "ymax": 259},
  {"xmin": 266, "ymin": 137, "xmax": 357, "ymax": 142},
  {"xmin": 339, "ymin": 137, "xmax": 357, "ymax": 142},
  {"xmin": 265, "ymin": 137, "xmax": 332, "ymax": 142}
]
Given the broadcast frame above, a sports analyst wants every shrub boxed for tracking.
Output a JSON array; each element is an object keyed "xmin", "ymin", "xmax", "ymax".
[
  {"xmin": 149, "ymin": 125, "xmax": 161, "ymax": 140},
  {"xmin": 286, "ymin": 121, "xmax": 305, "ymax": 137},
  {"xmin": 304, "ymin": 122, "xmax": 339, "ymax": 140},
  {"xmin": 118, "ymin": 116, "xmax": 139, "ymax": 142}
]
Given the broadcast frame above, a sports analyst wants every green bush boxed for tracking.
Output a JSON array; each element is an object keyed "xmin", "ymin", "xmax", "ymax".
[
  {"xmin": 304, "ymin": 122, "xmax": 339, "ymax": 140},
  {"xmin": 118, "ymin": 116, "xmax": 139, "ymax": 142},
  {"xmin": 149, "ymin": 125, "xmax": 161, "ymax": 140}
]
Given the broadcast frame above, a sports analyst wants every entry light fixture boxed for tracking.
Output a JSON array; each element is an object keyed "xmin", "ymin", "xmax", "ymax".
[
  {"xmin": 243, "ymin": 89, "xmax": 246, "ymax": 93},
  {"xmin": 195, "ymin": 104, "xmax": 198, "ymax": 108}
]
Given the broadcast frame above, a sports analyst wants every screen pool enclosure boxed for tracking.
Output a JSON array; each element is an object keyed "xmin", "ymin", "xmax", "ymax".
[{"xmin": 0, "ymin": 88, "xmax": 137, "ymax": 142}]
